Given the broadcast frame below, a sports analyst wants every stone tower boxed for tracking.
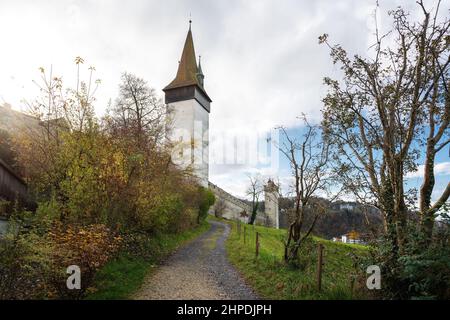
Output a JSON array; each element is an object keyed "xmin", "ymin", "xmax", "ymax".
[
  {"xmin": 264, "ymin": 179, "xmax": 280, "ymax": 229},
  {"xmin": 163, "ymin": 22, "xmax": 211, "ymax": 187}
]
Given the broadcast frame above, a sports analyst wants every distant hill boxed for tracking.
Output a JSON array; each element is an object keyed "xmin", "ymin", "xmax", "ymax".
[{"xmin": 278, "ymin": 197, "xmax": 384, "ymax": 240}]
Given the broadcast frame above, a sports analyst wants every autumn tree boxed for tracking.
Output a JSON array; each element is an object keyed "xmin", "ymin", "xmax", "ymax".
[
  {"xmin": 2, "ymin": 57, "xmax": 215, "ymax": 299},
  {"xmin": 16, "ymin": 58, "xmax": 100, "ymax": 207},
  {"xmin": 320, "ymin": 0, "xmax": 449, "ymax": 250},
  {"xmin": 103, "ymin": 72, "xmax": 206, "ymax": 230},
  {"xmin": 320, "ymin": 1, "xmax": 450, "ymax": 298},
  {"xmin": 107, "ymin": 72, "xmax": 166, "ymax": 150}
]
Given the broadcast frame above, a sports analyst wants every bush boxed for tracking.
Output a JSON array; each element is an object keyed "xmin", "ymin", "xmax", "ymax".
[
  {"xmin": 397, "ymin": 221, "xmax": 450, "ymax": 300},
  {"xmin": 47, "ymin": 223, "xmax": 122, "ymax": 299},
  {"xmin": 198, "ymin": 187, "xmax": 215, "ymax": 223},
  {"xmin": 0, "ymin": 216, "xmax": 52, "ymax": 299},
  {"xmin": 0, "ymin": 215, "xmax": 122, "ymax": 299},
  {"xmin": 368, "ymin": 217, "xmax": 450, "ymax": 300},
  {"xmin": 4, "ymin": 64, "xmax": 215, "ymax": 299}
]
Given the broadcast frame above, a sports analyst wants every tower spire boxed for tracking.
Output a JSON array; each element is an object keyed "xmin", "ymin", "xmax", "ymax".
[
  {"xmin": 198, "ymin": 55, "xmax": 203, "ymax": 73},
  {"xmin": 163, "ymin": 22, "xmax": 211, "ymax": 108},
  {"xmin": 164, "ymin": 23, "xmax": 200, "ymax": 90},
  {"xmin": 197, "ymin": 55, "xmax": 204, "ymax": 87}
]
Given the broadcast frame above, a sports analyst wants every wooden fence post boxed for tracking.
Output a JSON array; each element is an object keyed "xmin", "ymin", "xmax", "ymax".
[
  {"xmin": 350, "ymin": 277, "xmax": 355, "ymax": 296},
  {"xmin": 255, "ymin": 232, "xmax": 260, "ymax": 257},
  {"xmin": 243, "ymin": 224, "xmax": 246, "ymax": 244},
  {"xmin": 237, "ymin": 220, "xmax": 241, "ymax": 239},
  {"xmin": 317, "ymin": 243, "xmax": 324, "ymax": 292}
]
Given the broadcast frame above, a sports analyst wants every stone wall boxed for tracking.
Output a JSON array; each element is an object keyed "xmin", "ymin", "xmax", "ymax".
[{"xmin": 208, "ymin": 181, "xmax": 272, "ymax": 226}]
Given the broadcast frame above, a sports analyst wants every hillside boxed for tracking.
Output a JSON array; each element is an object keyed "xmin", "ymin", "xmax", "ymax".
[
  {"xmin": 214, "ymin": 216, "xmax": 371, "ymax": 299},
  {"xmin": 278, "ymin": 197, "xmax": 384, "ymax": 239}
]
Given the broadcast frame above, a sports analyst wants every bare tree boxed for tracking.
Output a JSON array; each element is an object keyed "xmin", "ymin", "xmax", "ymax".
[
  {"xmin": 320, "ymin": 0, "xmax": 450, "ymax": 252},
  {"xmin": 213, "ymin": 198, "xmax": 228, "ymax": 218},
  {"xmin": 276, "ymin": 116, "xmax": 334, "ymax": 262},
  {"xmin": 107, "ymin": 72, "xmax": 166, "ymax": 150},
  {"xmin": 16, "ymin": 58, "xmax": 99, "ymax": 196},
  {"xmin": 28, "ymin": 57, "xmax": 99, "ymax": 135},
  {"xmin": 246, "ymin": 174, "xmax": 263, "ymax": 225}
]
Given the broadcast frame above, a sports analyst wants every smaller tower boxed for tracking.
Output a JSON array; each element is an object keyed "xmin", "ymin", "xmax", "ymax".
[
  {"xmin": 264, "ymin": 179, "xmax": 280, "ymax": 229},
  {"xmin": 197, "ymin": 55, "xmax": 204, "ymax": 87}
]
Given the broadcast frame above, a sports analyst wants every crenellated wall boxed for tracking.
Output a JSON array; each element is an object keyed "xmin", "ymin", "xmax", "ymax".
[{"xmin": 208, "ymin": 181, "xmax": 277, "ymax": 227}]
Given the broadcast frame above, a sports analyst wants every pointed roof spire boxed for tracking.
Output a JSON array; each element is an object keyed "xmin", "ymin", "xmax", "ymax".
[
  {"xmin": 163, "ymin": 22, "xmax": 211, "ymax": 105},
  {"xmin": 164, "ymin": 22, "xmax": 201, "ymax": 91},
  {"xmin": 198, "ymin": 55, "xmax": 203, "ymax": 74},
  {"xmin": 197, "ymin": 55, "xmax": 204, "ymax": 87}
]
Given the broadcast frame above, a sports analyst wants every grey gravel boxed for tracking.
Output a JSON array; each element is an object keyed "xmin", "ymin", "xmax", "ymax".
[{"xmin": 133, "ymin": 220, "xmax": 258, "ymax": 300}]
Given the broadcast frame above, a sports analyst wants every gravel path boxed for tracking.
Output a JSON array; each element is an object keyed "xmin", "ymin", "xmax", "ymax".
[{"xmin": 133, "ymin": 220, "xmax": 258, "ymax": 300}]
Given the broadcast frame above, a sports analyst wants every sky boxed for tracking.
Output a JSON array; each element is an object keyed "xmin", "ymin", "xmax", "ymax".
[{"xmin": 0, "ymin": 0, "xmax": 448, "ymax": 202}]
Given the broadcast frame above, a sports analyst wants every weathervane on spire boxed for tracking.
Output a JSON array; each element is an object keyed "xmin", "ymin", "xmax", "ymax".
[{"xmin": 189, "ymin": 13, "xmax": 192, "ymax": 29}]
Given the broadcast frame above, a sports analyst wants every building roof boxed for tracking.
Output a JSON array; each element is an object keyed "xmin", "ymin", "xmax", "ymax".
[{"xmin": 163, "ymin": 24, "xmax": 211, "ymax": 101}]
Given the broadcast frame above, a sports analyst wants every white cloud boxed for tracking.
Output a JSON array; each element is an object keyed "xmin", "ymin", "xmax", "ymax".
[
  {"xmin": 1, "ymin": 0, "xmax": 448, "ymax": 195},
  {"xmin": 406, "ymin": 162, "xmax": 450, "ymax": 179}
]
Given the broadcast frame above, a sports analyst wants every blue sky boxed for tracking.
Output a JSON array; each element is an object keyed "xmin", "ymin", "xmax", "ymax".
[{"xmin": 275, "ymin": 126, "xmax": 450, "ymax": 205}]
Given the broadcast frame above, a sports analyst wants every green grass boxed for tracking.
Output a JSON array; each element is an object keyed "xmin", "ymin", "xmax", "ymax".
[
  {"xmin": 219, "ymin": 217, "xmax": 370, "ymax": 300},
  {"xmin": 86, "ymin": 221, "xmax": 210, "ymax": 300}
]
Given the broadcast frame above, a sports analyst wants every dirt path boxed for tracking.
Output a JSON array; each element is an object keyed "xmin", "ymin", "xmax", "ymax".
[{"xmin": 133, "ymin": 220, "xmax": 258, "ymax": 300}]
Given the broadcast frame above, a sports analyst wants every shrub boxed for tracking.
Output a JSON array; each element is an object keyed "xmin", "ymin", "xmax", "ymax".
[
  {"xmin": 47, "ymin": 223, "xmax": 122, "ymax": 299},
  {"xmin": 397, "ymin": 220, "xmax": 450, "ymax": 300},
  {"xmin": 198, "ymin": 187, "xmax": 215, "ymax": 223},
  {"xmin": 367, "ymin": 217, "xmax": 450, "ymax": 300},
  {"xmin": 0, "ymin": 217, "xmax": 52, "ymax": 299},
  {"xmin": 5, "ymin": 64, "xmax": 215, "ymax": 299},
  {"xmin": 0, "ymin": 206, "xmax": 122, "ymax": 300}
]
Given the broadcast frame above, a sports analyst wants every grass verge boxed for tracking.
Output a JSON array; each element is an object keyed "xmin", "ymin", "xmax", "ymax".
[
  {"xmin": 86, "ymin": 220, "xmax": 210, "ymax": 299},
  {"xmin": 216, "ymin": 216, "xmax": 370, "ymax": 300}
]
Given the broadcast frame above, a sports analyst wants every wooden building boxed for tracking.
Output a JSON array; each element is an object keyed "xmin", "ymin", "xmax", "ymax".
[{"xmin": 0, "ymin": 157, "xmax": 29, "ymax": 214}]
